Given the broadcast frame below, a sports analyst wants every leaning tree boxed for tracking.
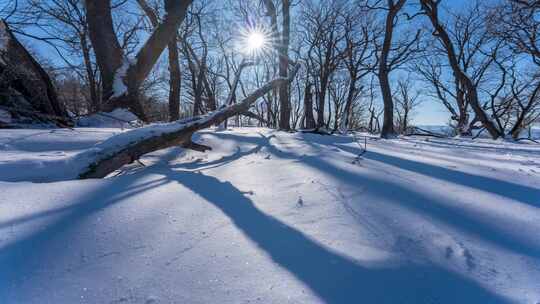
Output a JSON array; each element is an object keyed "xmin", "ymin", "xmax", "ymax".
[{"xmin": 85, "ymin": 0, "xmax": 193, "ymax": 121}]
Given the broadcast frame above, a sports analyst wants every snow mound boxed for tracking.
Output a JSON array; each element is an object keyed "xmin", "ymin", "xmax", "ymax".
[{"xmin": 77, "ymin": 108, "xmax": 142, "ymax": 128}]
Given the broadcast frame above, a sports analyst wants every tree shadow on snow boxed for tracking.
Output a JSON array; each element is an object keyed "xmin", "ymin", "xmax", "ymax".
[
  {"xmin": 205, "ymin": 132, "xmax": 540, "ymax": 259},
  {"xmin": 164, "ymin": 168, "xmax": 509, "ymax": 303},
  {"xmin": 328, "ymin": 141, "xmax": 540, "ymax": 207},
  {"xmin": 172, "ymin": 135, "xmax": 274, "ymax": 171},
  {"xmin": 0, "ymin": 173, "xmax": 171, "ymax": 294},
  {"xmin": 1, "ymin": 130, "xmax": 533, "ymax": 303},
  {"xmin": 400, "ymin": 137, "xmax": 540, "ymax": 155}
]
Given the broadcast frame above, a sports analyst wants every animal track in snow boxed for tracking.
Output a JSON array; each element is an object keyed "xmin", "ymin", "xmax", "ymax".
[{"xmin": 444, "ymin": 242, "xmax": 476, "ymax": 271}]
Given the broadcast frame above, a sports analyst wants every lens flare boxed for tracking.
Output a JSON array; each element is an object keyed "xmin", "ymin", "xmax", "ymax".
[
  {"xmin": 247, "ymin": 32, "xmax": 266, "ymax": 51},
  {"xmin": 238, "ymin": 25, "xmax": 272, "ymax": 57}
]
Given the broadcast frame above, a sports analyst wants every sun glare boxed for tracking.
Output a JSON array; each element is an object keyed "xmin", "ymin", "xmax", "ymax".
[
  {"xmin": 239, "ymin": 26, "xmax": 271, "ymax": 56},
  {"xmin": 247, "ymin": 32, "xmax": 266, "ymax": 51}
]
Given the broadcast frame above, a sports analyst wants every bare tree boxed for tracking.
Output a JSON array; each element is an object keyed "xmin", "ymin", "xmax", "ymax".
[
  {"xmin": 488, "ymin": 0, "xmax": 540, "ymax": 138},
  {"xmin": 420, "ymin": 0, "xmax": 502, "ymax": 139},
  {"xmin": 415, "ymin": 2, "xmax": 500, "ymax": 136},
  {"xmin": 372, "ymin": 0, "xmax": 420, "ymax": 138},
  {"xmin": 137, "ymin": 0, "xmax": 182, "ymax": 121},
  {"xmin": 180, "ymin": 9, "xmax": 215, "ymax": 116},
  {"xmin": 490, "ymin": 0, "xmax": 540, "ymax": 66},
  {"xmin": 507, "ymin": 78, "xmax": 540, "ymax": 139},
  {"xmin": 302, "ymin": 80, "xmax": 316, "ymax": 129},
  {"xmin": 85, "ymin": 0, "xmax": 192, "ymax": 121},
  {"xmin": 279, "ymin": 0, "xmax": 291, "ymax": 130},
  {"xmin": 328, "ymin": 73, "xmax": 348, "ymax": 131},
  {"xmin": 300, "ymin": 1, "xmax": 345, "ymax": 129},
  {"xmin": 393, "ymin": 77, "xmax": 421, "ymax": 133},
  {"xmin": 340, "ymin": 4, "xmax": 379, "ymax": 132},
  {"xmin": 490, "ymin": 61, "xmax": 540, "ymax": 139}
]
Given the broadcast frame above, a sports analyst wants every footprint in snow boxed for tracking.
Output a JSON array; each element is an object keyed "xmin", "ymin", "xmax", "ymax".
[
  {"xmin": 445, "ymin": 246, "xmax": 454, "ymax": 259},
  {"xmin": 444, "ymin": 243, "xmax": 476, "ymax": 271},
  {"xmin": 462, "ymin": 248, "xmax": 476, "ymax": 270}
]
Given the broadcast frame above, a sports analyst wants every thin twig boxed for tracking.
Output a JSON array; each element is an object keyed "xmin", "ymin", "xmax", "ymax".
[{"xmin": 352, "ymin": 132, "xmax": 367, "ymax": 164}]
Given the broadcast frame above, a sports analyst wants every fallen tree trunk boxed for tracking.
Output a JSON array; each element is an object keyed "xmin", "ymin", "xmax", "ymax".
[{"xmin": 78, "ymin": 63, "xmax": 300, "ymax": 179}]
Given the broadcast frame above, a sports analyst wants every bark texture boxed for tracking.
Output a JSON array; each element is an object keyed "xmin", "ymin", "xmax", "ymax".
[
  {"xmin": 303, "ymin": 82, "xmax": 316, "ymax": 129},
  {"xmin": 378, "ymin": 0, "xmax": 406, "ymax": 138},
  {"xmin": 278, "ymin": 0, "xmax": 291, "ymax": 130},
  {"xmin": 0, "ymin": 20, "xmax": 72, "ymax": 127}
]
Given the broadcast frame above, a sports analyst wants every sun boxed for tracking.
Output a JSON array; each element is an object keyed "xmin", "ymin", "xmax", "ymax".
[
  {"xmin": 238, "ymin": 25, "xmax": 271, "ymax": 57},
  {"xmin": 247, "ymin": 32, "xmax": 266, "ymax": 51}
]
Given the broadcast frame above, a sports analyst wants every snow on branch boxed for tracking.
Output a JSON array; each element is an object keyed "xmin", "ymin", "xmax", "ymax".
[
  {"xmin": 76, "ymin": 63, "xmax": 300, "ymax": 179},
  {"xmin": 111, "ymin": 58, "xmax": 133, "ymax": 98}
]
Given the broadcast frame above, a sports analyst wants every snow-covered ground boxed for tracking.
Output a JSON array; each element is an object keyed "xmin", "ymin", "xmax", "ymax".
[{"xmin": 1, "ymin": 127, "xmax": 539, "ymax": 303}]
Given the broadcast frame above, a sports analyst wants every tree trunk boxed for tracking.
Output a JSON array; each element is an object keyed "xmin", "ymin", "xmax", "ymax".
[
  {"xmin": 378, "ymin": 1, "xmax": 403, "ymax": 138},
  {"xmin": 369, "ymin": 110, "xmax": 375, "ymax": 132},
  {"xmin": 456, "ymin": 104, "xmax": 471, "ymax": 136},
  {"xmin": 130, "ymin": 0, "xmax": 192, "ymax": 91},
  {"xmin": 379, "ymin": 69, "xmax": 395, "ymax": 137},
  {"xmin": 303, "ymin": 82, "xmax": 316, "ymax": 129},
  {"xmin": 80, "ymin": 32, "xmax": 99, "ymax": 113},
  {"xmin": 278, "ymin": 0, "xmax": 291, "ymax": 130},
  {"xmin": 317, "ymin": 74, "xmax": 329, "ymax": 128},
  {"xmin": 343, "ymin": 77, "xmax": 358, "ymax": 131},
  {"xmin": 168, "ymin": 39, "xmax": 181, "ymax": 121},
  {"xmin": 85, "ymin": 0, "xmax": 125, "ymax": 111},
  {"xmin": 333, "ymin": 102, "xmax": 340, "ymax": 132},
  {"xmin": 202, "ymin": 73, "xmax": 217, "ymax": 112},
  {"xmin": 86, "ymin": 0, "xmax": 193, "ymax": 122},
  {"xmin": 454, "ymin": 85, "xmax": 470, "ymax": 135}
]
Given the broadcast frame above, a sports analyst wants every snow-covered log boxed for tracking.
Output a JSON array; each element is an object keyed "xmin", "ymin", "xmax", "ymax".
[
  {"xmin": 78, "ymin": 64, "xmax": 300, "ymax": 179},
  {"xmin": 0, "ymin": 20, "xmax": 72, "ymax": 127}
]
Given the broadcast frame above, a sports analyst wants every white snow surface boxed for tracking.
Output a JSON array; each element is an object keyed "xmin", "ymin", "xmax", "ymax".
[{"xmin": 1, "ymin": 127, "xmax": 540, "ymax": 303}]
